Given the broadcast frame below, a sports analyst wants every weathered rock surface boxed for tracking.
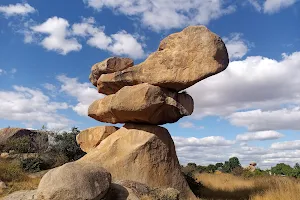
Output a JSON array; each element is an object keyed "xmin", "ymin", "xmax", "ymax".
[
  {"xmin": 78, "ymin": 124, "xmax": 196, "ymax": 200},
  {"xmin": 108, "ymin": 180, "xmax": 179, "ymax": 200},
  {"xmin": 2, "ymin": 190, "xmax": 36, "ymax": 200},
  {"xmin": 88, "ymin": 83, "xmax": 194, "ymax": 125},
  {"xmin": 36, "ymin": 162, "xmax": 111, "ymax": 200},
  {"xmin": 97, "ymin": 26, "xmax": 229, "ymax": 95},
  {"xmin": 89, "ymin": 57, "xmax": 134, "ymax": 86},
  {"xmin": 76, "ymin": 126, "xmax": 118, "ymax": 153}
]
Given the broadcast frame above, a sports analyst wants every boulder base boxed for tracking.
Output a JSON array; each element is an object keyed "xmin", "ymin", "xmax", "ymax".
[
  {"xmin": 88, "ymin": 83, "xmax": 194, "ymax": 125},
  {"xmin": 78, "ymin": 124, "xmax": 197, "ymax": 200},
  {"xmin": 97, "ymin": 26, "xmax": 229, "ymax": 95}
]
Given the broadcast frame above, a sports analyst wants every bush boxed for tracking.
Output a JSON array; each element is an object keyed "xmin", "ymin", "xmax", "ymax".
[
  {"xmin": 20, "ymin": 157, "xmax": 53, "ymax": 173},
  {"xmin": 51, "ymin": 127, "xmax": 85, "ymax": 162},
  {"xmin": 232, "ymin": 166, "xmax": 244, "ymax": 176},
  {"xmin": 0, "ymin": 159, "xmax": 26, "ymax": 182},
  {"xmin": 4, "ymin": 136, "xmax": 32, "ymax": 153}
]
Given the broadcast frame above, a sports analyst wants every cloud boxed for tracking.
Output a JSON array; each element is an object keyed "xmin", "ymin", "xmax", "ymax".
[
  {"xmin": 179, "ymin": 121, "xmax": 195, "ymax": 128},
  {"xmin": 43, "ymin": 83, "xmax": 56, "ymax": 92},
  {"xmin": 179, "ymin": 121, "xmax": 204, "ymax": 129},
  {"xmin": 223, "ymin": 33, "xmax": 251, "ymax": 60},
  {"xmin": 0, "ymin": 68, "xmax": 17, "ymax": 76},
  {"xmin": 236, "ymin": 131, "xmax": 284, "ymax": 141},
  {"xmin": 0, "ymin": 69, "xmax": 5, "ymax": 75},
  {"xmin": 248, "ymin": 0, "xmax": 262, "ymax": 12},
  {"xmin": 173, "ymin": 136, "xmax": 235, "ymax": 148},
  {"xmin": 57, "ymin": 75, "xmax": 103, "ymax": 116},
  {"xmin": 0, "ymin": 86, "xmax": 71, "ymax": 130},
  {"xmin": 264, "ymin": 0, "xmax": 297, "ymax": 14},
  {"xmin": 31, "ymin": 17, "xmax": 82, "ymax": 55},
  {"xmin": 187, "ymin": 52, "xmax": 300, "ymax": 120},
  {"xmin": 271, "ymin": 140, "xmax": 300, "ymax": 150},
  {"xmin": 229, "ymin": 108, "xmax": 300, "ymax": 131},
  {"xmin": 0, "ymin": 3, "xmax": 36, "ymax": 17},
  {"xmin": 83, "ymin": 0, "xmax": 236, "ymax": 31},
  {"xmin": 174, "ymin": 136, "xmax": 300, "ymax": 169},
  {"xmin": 72, "ymin": 17, "xmax": 145, "ymax": 59}
]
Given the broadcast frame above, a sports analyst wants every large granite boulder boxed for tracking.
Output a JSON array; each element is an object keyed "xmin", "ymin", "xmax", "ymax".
[
  {"xmin": 78, "ymin": 124, "xmax": 197, "ymax": 200},
  {"xmin": 96, "ymin": 26, "xmax": 229, "ymax": 95},
  {"xmin": 36, "ymin": 162, "xmax": 111, "ymax": 200},
  {"xmin": 88, "ymin": 83, "xmax": 194, "ymax": 125},
  {"xmin": 89, "ymin": 57, "xmax": 134, "ymax": 86},
  {"xmin": 76, "ymin": 126, "xmax": 118, "ymax": 153}
]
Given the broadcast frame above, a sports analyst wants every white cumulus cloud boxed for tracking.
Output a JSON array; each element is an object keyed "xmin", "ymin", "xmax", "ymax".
[
  {"xmin": 72, "ymin": 17, "xmax": 145, "ymax": 59},
  {"xmin": 264, "ymin": 0, "xmax": 297, "ymax": 14},
  {"xmin": 31, "ymin": 17, "xmax": 82, "ymax": 55},
  {"xmin": 229, "ymin": 108, "xmax": 300, "ymax": 131},
  {"xmin": 57, "ymin": 75, "xmax": 103, "ymax": 116},
  {"xmin": 0, "ymin": 3, "xmax": 36, "ymax": 17},
  {"xmin": 271, "ymin": 140, "xmax": 300, "ymax": 150},
  {"xmin": 223, "ymin": 33, "xmax": 251, "ymax": 60},
  {"xmin": 173, "ymin": 136, "xmax": 235, "ymax": 148},
  {"xmin": 0, "ymin": 86, "xmax": 71, "ymax": 130},
  {"xmin": 236, "ymin": 131, "xmax": 284, "ymax": 141},
  {"xmin": 83, "ymin": 0, "xmax": 236, "ymax": 31},
  {"xmin": 187, "ymin": 52, "xmax": 300, "ymax": 121}
]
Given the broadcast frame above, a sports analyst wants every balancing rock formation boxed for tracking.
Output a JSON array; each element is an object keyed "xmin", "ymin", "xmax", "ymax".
[{"xmin": 35, "ymin": 25, "xmax": 229, "ymax": 200}]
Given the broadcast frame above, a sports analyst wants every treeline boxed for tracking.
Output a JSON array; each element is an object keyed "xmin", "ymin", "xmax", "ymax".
[{"xmin": 182, "ymin": 157, "xmax": 300, "ymax": 179}]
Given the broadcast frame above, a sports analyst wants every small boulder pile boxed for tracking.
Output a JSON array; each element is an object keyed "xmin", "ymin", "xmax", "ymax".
[{"xmin": 33, "ymin": 26, "xmax": 229, "ymax": 200}]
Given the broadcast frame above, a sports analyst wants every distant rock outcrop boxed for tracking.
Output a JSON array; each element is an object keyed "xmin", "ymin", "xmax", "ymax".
[
  {"xmin": 0, "ymin": 128, "xmax": 48, "ymax": 152},
  {"xmin": 35, "ymin": 25, "xmax": 229, "ymax": 200}
]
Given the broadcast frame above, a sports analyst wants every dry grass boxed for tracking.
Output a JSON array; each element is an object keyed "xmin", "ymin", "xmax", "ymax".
[
  {"xmin": 194, "ymin": 173, "xmax": 300, "ymax": 200},
  {"xmin": 0, "ymin": 159, "xmax": 41, "ymax": 198}
]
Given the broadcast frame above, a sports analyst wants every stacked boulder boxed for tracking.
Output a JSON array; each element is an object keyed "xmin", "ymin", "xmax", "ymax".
[{"xmin": 35, "ymin": 26, "xmax": 229, "ymax": 200}]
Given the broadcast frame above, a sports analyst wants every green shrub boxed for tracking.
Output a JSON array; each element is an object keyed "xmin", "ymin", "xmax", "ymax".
[
  {"xmin": 4, "ymin": 136, "xmax": 31, "ymax": 153},
  {"xmin": 0, "ymin": 159, "xmax": 26, "ymax": 182}
]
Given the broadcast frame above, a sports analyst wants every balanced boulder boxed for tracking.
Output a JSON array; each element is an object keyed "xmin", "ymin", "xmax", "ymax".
[
  {"xmin": 88, "ymin": 83, "xmax": 194, "ymax": 125},
  {"xmin": 97, "ymin": 26, "xmax": 229, "ymax": 95},
  {"xmin": 36, "ymin": 162, "xmax": 111, "ymax": 200},
  {"xmin": 76, "ymin": 126, "xmax": 118, "ymax": 153},
  {"xmin": 89, "ymin": 57, "xmax": 134, "ymax": 86},
  {"xmin": 78, "ymin": 123, "xmax": 196, "ymax": 200}
]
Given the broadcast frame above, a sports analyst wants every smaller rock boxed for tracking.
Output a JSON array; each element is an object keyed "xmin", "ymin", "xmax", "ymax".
[
  {"xmin": 2, "ymin": 190, "xmax": 36, "ymax": 200},
  {"xmin": 76, "ymin": 126, "xmax": 118, "ymax": 153},
  {"xmin": 0, "ymin": 152, "xmax": 9, "ymax": 159},
  {"xmin": 0, "ymin": 181, "xmax": 8, "ymax": 189},
  {"xmin": 36, "ymin": 162, "xmax": 111, "ymax": 200},
  {"xmin": 89, "ymin": 57, "xmax": 134, "ymax": 86}
]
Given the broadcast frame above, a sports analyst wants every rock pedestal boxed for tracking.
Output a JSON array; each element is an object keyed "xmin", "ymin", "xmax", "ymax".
[{"xmin": 35, "ymin": 25, "xmax": 229, "ymax": 200}]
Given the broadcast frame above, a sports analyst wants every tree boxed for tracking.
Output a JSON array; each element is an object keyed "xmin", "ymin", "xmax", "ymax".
[
  {"xmin": 295, "ymin": 163, "xmax": 300, "ymax": 170},
  {"xmin": 51, "ymin": 127, "xmax": 85, "ymax": 161},
  {"xmin": 222, "ymin": 161, "xmax": 231, "ymax": 173},
  {"xmin": 215, "ymin": 162, "xmax": 223, "ymax": 169},
  {"xmin": 206, "ymin": 164, "xmax": 217, "ymax": 173},
  {"xmin": 229, "ymin": 157, "xmax": 241, "ymax": 170},
  {"xmin": 271, "ymin": 163, "xmax": 293, "ymax": 176}
]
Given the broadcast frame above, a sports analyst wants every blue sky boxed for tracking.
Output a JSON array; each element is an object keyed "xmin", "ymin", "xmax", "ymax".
[{"xmin": 0, "ymin": 0, "xmax": 299, "ymax": 168}]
